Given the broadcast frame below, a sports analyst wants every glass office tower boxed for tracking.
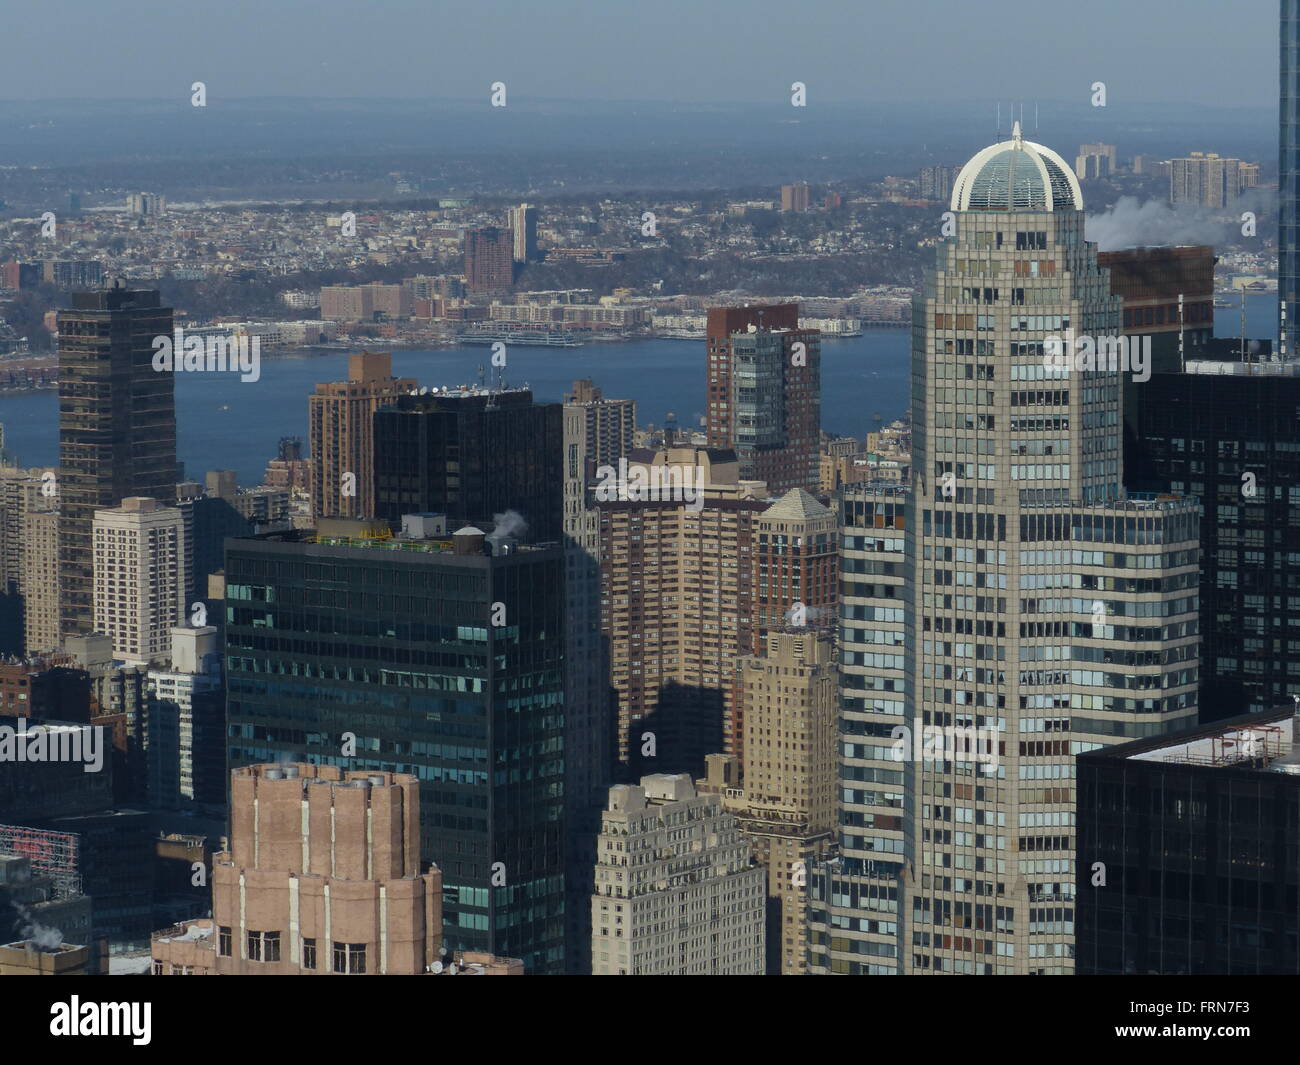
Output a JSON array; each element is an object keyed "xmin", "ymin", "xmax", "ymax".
[{"xmin": 224, "ymin": 524, "xmax": 567, "ymax": 973}]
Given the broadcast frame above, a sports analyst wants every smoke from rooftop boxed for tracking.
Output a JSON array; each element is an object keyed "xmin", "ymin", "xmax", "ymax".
[{"xmin": 1086, "ymin": 190, "xmax": 1275, "ymax": 253}]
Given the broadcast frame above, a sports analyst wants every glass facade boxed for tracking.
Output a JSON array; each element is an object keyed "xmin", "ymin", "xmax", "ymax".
[
  {"xmin": 1283, "ymin": 0, "xmax": 1300, "ymax": 356},
  {"xmin": 224, "ymin": 533, "xmax": 567, "ymax": 972},
  {"xmin": 372, "ymin": 390, "xmax": 563, "ymax": 542},
  {"xmin": 1078, "ymin": 715, "xmax": 1300, "ymax": 974},
  {"xmin": 1127, "ymin": 369, "xmax": 1300, "ymax": 717}
]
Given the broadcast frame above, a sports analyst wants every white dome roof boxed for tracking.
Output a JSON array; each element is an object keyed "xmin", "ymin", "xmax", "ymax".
[{"xmin": 950, "ymin": 122, "xmax": 1083, "ymax": 213}]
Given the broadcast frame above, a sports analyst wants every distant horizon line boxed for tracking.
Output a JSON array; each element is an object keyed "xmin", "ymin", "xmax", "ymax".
[{"xmin": 0, "ymin": 94, "xmax": 1277, "ymax": 114}]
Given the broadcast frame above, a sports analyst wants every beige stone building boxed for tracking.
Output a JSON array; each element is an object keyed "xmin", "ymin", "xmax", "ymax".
[
  {"xmin": 729, "ymin": 629, "xmax": 838, "ymax": 973},
  {"xmin": 151, "ymin": 764, "xmax": 445, "ymax": 975},
  {"xmin": 92, "ymin": 497, "xmax": 188, "ymax": 665},
  {"xmin": 308, "ymin": 351, "xmax": 416, "ymax": 520},
  {"xmin": 591, "ymin": 774, "xmax": 764, "ymax": 975},
  {"xmin": 21, "ymin": 508, "xmax": 60, "ymax": 655},
  {"xmin": 564, "ymin": 378, "xmax": 636, "ymax": 469}
]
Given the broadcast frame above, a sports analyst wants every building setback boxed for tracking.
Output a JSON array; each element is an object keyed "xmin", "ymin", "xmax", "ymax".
[
  {"xmin": 809, "ymin": 126, "xmax": 1201, "ymax": 975},
  {"xmin": 591, "ymin": 774, "xmax": 764, "ymax": 975},
  {"xmin": 709, "ymin": 628, "xmax": 838, "ymax": 974}
]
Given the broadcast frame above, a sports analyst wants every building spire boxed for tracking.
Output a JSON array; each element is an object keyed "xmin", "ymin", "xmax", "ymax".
[{"xmin": 1011, "ymin": 119, "xmax": 1023, "ymax": 145}]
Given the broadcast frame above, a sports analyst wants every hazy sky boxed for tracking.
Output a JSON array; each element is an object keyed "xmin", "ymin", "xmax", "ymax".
[{"xmin": 0, "ymin": 0, "xmax": 1274, "ymax": 108}]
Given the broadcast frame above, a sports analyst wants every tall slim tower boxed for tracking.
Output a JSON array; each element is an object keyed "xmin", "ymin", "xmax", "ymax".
[
  {"xmin": 507, "ymin": 204, "xmax": 539, "ymax": 263},
  {"xmin": 808, "ymin": 126, "xmax": 1201, "ymax": 975},
  {"xmin": 1283, "ymin": 1, "xmax": 1299, "ymax": 357},
  {"xmin": 58, "ymin": 284, "xmax": 175, "ymax": 640}
]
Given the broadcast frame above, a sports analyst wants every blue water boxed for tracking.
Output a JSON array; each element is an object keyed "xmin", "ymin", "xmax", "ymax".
[
  {"xmin": 0, "ymin": 333, "xmax": 912, "ymax": 486},
  {"xmin": 2, "ymin": 290, "xmax": 1277, "ymax": 487}
]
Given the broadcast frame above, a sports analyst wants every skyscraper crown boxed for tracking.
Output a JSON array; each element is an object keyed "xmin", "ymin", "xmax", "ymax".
[{"xmin": 950, "ymin": 121, "xmax": 1083, "ymax": 212}]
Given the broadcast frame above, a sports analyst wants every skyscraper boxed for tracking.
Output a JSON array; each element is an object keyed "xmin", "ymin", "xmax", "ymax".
[
  {"xmin": 596, "ymin": 446, "xmax": 765, "ymax": 772},
  {"xmin": 464, "ymin": 226, "xmax": 514, "ymax": 296},
  {"xmin": 58, "ymin": 284, "xmax": 176, "ymax": 640},
  {"xmin": 1077, "ymin": 704, "xmax": 1300, "ymax": 975},
  {"xmin": 809, "ymin": 126, "xmax": 1201, "ymax": 975},
  {"xmin": 224, "ymin": 521, "xmax": 567, "ymax": 972},
  {"xmin": 564, "ymin": 378, "xmax": 636, "ymax": 469},
  {"xmin": 919, "ymin": 166, "xmax": 958, "ymax": 203},
  {"xmin": 507, "ymin": 204, "xmax": 539, "ymax": 263},
  {"xmin": 561, "ymin": 398, "xmax": 614, "ymax": 972},
  {"xmin": 1169, "ymin": 153, "xmax": 1255, "ymax": 208},
  {"xmin": 706, "ymin": 304, "xmax": 821, "ymax": 494},
  {"xmin": 591, "ymin": 774, "xmax": 765, "ymax": 975},
  {"xmin": 728, "ymin": 628, "xmax": 838, "ymax": 974},
  {"xmin": 146, "ymin": 625, "xmax": 224, "ymax": 811},
  {"xmin": 1283, "ymin": 0, "xmax": 1300, "ymax": 356},
  {"xmin": 1125, "ymin": 357, "xmax": 1300, "ymax": 717},
  {"xmin": 750, "ymin": 487, "xmax": 837, "ymax": 655},
  {"xmin": 373, "ymin": 387, "xmax": 563, "ymax": 542},
  {"xmin": 780, "ymin": 184, "xmax": 811, "ymax": 212},
  {"xmin": 21, "ymin": 507, "xmax": 60, "ymax": 655},
  {"xmin": 308, "ymin": 350, "xmax": 416, "ymax": 520}
]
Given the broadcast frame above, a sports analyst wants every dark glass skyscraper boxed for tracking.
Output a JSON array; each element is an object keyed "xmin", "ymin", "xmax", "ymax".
[
  {"xmin": 373, "ymin": 388, "xmax": 563, "ymax": 543},
  {"xmin": 1126, "ymin": 360, "xmax": 1300, "ymax": 718},
  {"xmin": 1078, "ymin": 704, "xmax": 1300, "ymax": 974},
  {"xmin": 223, "ymin": 522, "xmax": 567, "ymax": 972},
  {"xmin": 57, "ymin": 284, "xmax": 176, "ymax": 638},
  {"xmin": 1282, "ymin": 1, "xmax": 1299, "ymax": 356}
]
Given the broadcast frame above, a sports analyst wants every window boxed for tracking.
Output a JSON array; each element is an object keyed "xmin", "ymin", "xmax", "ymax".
[
  {"xmin": 247, "ymin": 930, "xmax": 280, "ymax": 962},
  {"xmin": 218, "ymin": 926, "xmax": 232, "ymax": 957},
  {"xmin": 333, "ymin": 942, "xmax": 367, "ymax": 974}
]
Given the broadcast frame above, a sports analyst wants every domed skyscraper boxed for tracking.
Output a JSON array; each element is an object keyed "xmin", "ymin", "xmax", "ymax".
[
  {"xmin": 949, "ymin": 122, "xmax": 1083, "ymax": 214},
  {"xmin": 806, "ymin": 131, "xmax": 1202, "ymax": 976}
]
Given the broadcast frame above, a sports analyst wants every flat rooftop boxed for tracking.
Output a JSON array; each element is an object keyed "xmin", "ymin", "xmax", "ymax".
[{"xmin": 1087, "ymin": 704, "xmax": 1300, "ymax": 773}]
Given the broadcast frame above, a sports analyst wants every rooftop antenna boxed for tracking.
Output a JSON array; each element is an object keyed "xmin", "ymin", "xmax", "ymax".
[
  {"xmin": 1034, "ymin": 101, "xmax": 1039, "ymax": 132},
  {"xmin": 996, "ymin": 102, "xmax": 1001, "ymax": 139}
]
